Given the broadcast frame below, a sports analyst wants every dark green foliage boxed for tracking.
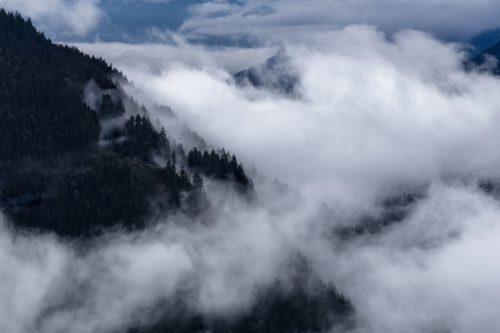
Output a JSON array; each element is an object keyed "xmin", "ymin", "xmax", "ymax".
[
  {"xmin": 188, "ymin": 148, "xmax": 253, "ymax": 190},
  {"xmin": 0, "ymin": 9, "xmax": 116, "ymax": 160},
  {"xmin": 336, "ymin": 192, "xmax": 423, "ymax": 239},
  {"xmin": 209, "ymin": 282, "xmax": 352, "ymax": 333},
  {"xmin": 109, "ymin": 115, "xmax": 170, "ymax": 162},
  {"xmin": 130, "ymin": 270, "xmax": 354, "ymax": 333},
  {"xmin": 128, "ymin": 256, "xmax": 356, "ymax": 333},
  {"xmin": 184, "ymin": 172, "xmax": 210, "ymax": 216},
  {"xmin": 0, "ymin": 9, "xmax": 252, "ymax": 236},
  {"xmin": 99, "ymin": 93, "xmax": 125, "ymax": 119},
  {"xmin": 0, "ymin": 10, "xmax": 201, "ymax": 236},
  {"xmin": 0, "ymin": 152, "xmax": 193, "ymax": 237}
]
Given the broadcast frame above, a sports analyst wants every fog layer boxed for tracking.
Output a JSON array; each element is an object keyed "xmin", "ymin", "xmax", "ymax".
[{"xmin": 3, "ymin": 25, "xmax": 500, "ymax": 333}]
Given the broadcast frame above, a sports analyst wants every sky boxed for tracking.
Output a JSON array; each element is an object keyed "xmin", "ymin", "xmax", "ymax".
[
  {"xmin": 2, "ymin": 0, "xmax": 500, "ymax": 44},
  {"xmin": 3, "ymin": 1, "xmax": 500, "ymax": 333}
]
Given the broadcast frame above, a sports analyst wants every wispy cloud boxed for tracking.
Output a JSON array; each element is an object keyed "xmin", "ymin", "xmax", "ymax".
[
  {"xmin": 4, "ymin": 4, "xmax": 500, "ymax": 332},
  {"xmin": 181, "ymin": 0, "xmax": 500, "ymax": 40},
  {"xmin": 85, "ymin": 27, "xmax": 500, "ymax": 206},
  {"xmin": 0, "ymin": 0, "xmax": 102, "ymax": 36},
  {"xmin": 52, "ymin": 25, "xmax": 500, "ymax": 332}
]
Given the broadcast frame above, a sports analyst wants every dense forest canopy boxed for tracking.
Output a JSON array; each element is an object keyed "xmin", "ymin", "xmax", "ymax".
[{"xmin": 0, "ymin": 9, "xmax": 252, "ymax": 236}]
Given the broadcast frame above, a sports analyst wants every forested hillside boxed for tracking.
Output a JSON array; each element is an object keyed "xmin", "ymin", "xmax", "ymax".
[
  {"xmin": 473, "ymin": 40, "xmax": 500, "ymax": 75},
  {"xmin": 0, "ymin": 9, "xmax": 252, "ymax": 237},
  {"xmin": 0, "ymin": 9, "xmax": 114, "ymax": 160},
  {"xmin": 0, "ymin": 10, "xmax": 354, "ymax": 333},
  {"xmin": 131, "ymin": 273, "xmax": 353, "ymax": 333}
]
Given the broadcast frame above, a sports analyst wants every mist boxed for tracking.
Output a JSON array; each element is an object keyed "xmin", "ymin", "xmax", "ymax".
[
  {"xmin": 0, "ymin": 0, "xmax": 102, "ymax": 36},
  {"xmin": 3, "ymin": 23, "xmax": 500, "ymax": 333},
  {"xmin": 78, "ymin": 26, "xmax": 500, "ymax": 208},
  {"xmin": 181, "ymin": 0, "xmax": 500, "ymax": 40}
]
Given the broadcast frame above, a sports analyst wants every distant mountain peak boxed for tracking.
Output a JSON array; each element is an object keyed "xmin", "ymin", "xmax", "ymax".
[
  {"xmin": 468, "ymin": 27, "xmax": 500, "ymax": 55},
  {"xmin": 473, "ymin": 40, "xmax": 500, "ymax": 75},
  {"xmin": 234, "ymin": 50, "xmax": 301, "ymax": 97}
]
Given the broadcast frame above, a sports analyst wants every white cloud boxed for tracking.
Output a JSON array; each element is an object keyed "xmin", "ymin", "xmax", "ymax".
[
  {"xmin": 4, "ymin": 16, "xmax": 500, "ymax": 333},
  {"xmin": 0, "ymin": 185, "xmax": 313, "ymax": 333},
  {"xmin": 82, "ymin": 27, "xmax": 500, "ymax": 207},
  {"xmin": 0, "ymin": 0, "xmax": 102, "ymax": 36},
  {"xmin": 74, "ymin": 38, "xmax": 276, "ymax": 74},
  {"xmin": 181, "ymin": 0, "xmax": 500, "ymax": 40},
  {"xmin": 331, "ymin": 184, "xmax": 500, "ymax": 333},
  {"xmin": 74, "ymin": 26, "xmax": 500, "ymax": 331}
]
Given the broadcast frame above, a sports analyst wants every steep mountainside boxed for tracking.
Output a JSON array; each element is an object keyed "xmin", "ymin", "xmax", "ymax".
[
  {"xmin": 469, "ymin": 27, "xmax": 500, "ymax": 56},
  {"xmin": 0, "ymin": 10, "xmax": 354, "ymax": 333},
  {"xmin": 0, "ymin": 9, "xmax": 252, "ymax": 237},
  {"xmin": 234, "ymin": 51, "xmax": 300, "ymax": 96},
  {"xmin": 473, "ymin": 40, "xmax": 500, "ymax": 75},
  {"xmin": 0, "ymin": 10, "xmax": 114, "ymax": 160}
]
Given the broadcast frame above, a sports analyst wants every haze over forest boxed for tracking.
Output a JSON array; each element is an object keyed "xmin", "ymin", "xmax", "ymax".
[{"xmin": 1, "ymin": 1, "xmax": 500, "ymax": 333}]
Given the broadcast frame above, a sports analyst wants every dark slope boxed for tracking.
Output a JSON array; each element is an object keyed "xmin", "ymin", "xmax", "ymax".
[
  {"xmin": 469, "ymin": 28, "xmax": 500, "ymax": 56},
  {"xmin": 335, "ymin": 192, "xmax": 424, "ymax": 240},
  {"xmin": 234, "ymin": 52, "xmax": 300, "ymax": 96},
  {"xmin": 0, "ymin": 10, "xmax": 355, "ymax": 333},
  {"xmin": 473, "ymin": 40, "xmax": 500, "ymax": 75},
  {"xmin": 0, "ymin": 9, "xmax": 115, "ymax": 160},
  {"xmin": 130, "ymin": 257, "xmax": 354, "ymax": 333},
  {"xmin": 0, "ymin": 10, "xmax": 252, "ymax": 237},
  {"xmin": 132, "ymin": 281, "xmax": 353, "ymax": 333}
]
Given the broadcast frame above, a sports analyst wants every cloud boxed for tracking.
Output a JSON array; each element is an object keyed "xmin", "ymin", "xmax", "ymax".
[
  {"xmin": 332, "ymin": 183, "xmax": 500, "ymax": 333},
  {"xmin": 82, "ymin": 27, "xmax": 500, "ymax": 207},
  {"xmin": 0, "ymin": 181, "xmax": 321, "ymax": 333},
  {"xmin": 74, "ymin": 25, "xmax": 500, "ymax": 332},
  {"xmin": 181, "ymin": 0, "xmax": 500, "ymax": 40},
  {"xmin": 6, "ymin": 18, "xmax": 500, "ymax": 333},
  {"xmin": 0, "ymin": 0, "xmax": 103, "ymax": 36},
  {"xmin": 74, "ymin": 37, "xmax": 277, "ymax": 74},
  {"xmin": 140, "ymin": 0, "xmax": 173, "ymax": 3}
]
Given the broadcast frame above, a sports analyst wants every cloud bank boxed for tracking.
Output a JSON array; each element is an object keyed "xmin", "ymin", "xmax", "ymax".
[
  {"xmin": 82, "ymin": 27, "xmax": 500, "ymax": 207},
  {"xmin": 4, "ymin": 0, "xmax": 500, "ymax": 42},
  {"xmin": 72, "ymin": 25, "xmax": 500, "ymax": 332},
  {"xmin": 181, "ymin": 0, "xmax": 500, "ymax": 40},
  {"xmin": 4, "ymin": 19, "xmax": 500, "ymax": 333},
  {"xmin": 0, "ymin": 0, "xmax": 102, "ymax": 36},
  {"xmin": 0, "ymin": 181, "xmax": 332, "ymax": 333}
]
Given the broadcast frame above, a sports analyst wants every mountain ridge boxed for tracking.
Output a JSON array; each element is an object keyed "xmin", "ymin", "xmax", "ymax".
[
  {"xmin": 0, "ymin": 9, "xmax": 252, "ymax": 237},
  {"xmin": 0, "ymin": 10, "xmax": 354, "ymax": 333},
  {"xmin": 473, "ymin": 40, "xmax": 500, "ymax": 75}
]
